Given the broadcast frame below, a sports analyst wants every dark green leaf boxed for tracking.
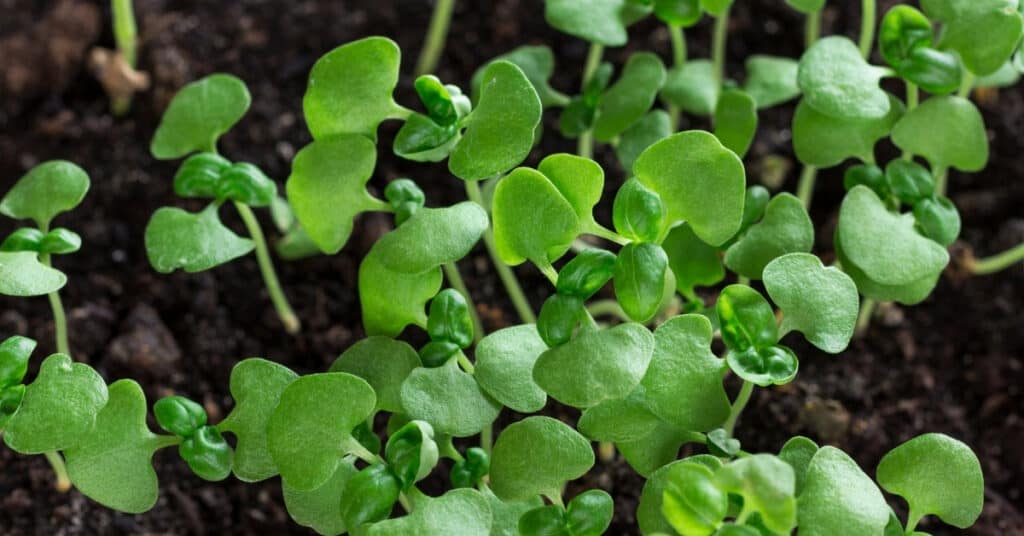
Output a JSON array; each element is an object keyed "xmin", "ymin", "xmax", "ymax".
[
  {"xmin": 385, "ymin": 420, "xmax": 439, "ymax": 489},
  {"xmin": 179, "ymin": 425, "xmax": 233, "ymax": 481},
  {"xmin": 565, "ymin": 490, "xmax": 614, "ymax": 536},
  {"xmin": 654, "ymin": 0, "xmax": 702, "ymax": 26},
  {"xmin": 519, "ymin": 504, "xmax": 566, "ymax": 536},
  {"xmin": 843, "ymin": 164, "xmax": 888, "ymax": 198},
  {"xmin": 217, "ymin": 162, "xmax": 277, "ymax": 207},
  {"xmin": 174, "ymin": 152, "xmax": 231, "ymax": 199},
  {"xmin": 727, "ymin": 345, "xmax": 799, "ymax": 387},
  {"xmin": 0, "ymin": 336, "xmax": 34, "ymax": 388},
  {"xmin": 341, "ymin": 464, "xmax": 401, "ymax": 529},
  {"xmin": 427, "ymin": 288, "xmax": 474, "ymax": 348},
  {"xmin": 556, "ymin": 248, "xmax": 617, "ymax": 300},
  {"xmin": 886, "ymin": 160, "xmax": 935, "ymax": 204},
  {"xmin": 913, "ymin": 195, "xmax": 961, "ymax": 247},
  {"xmin": 153, "ymin": 395, "xmax": 207, "ymax": 437},
  {"xmin": 921, "ymin": 0, "xmax": 1024, "ymax": 76},
  {"xmin": 475, "ymin": 325, "xmax": 549, "ymax": 413},
  {"xmin": 393, "ymin": 113, "xmax": 460, "ymax": 162},
  {"xmin": 717, "ymin": 284, "xmax": 778, "ymax": 352},
  {"xmin": 616, "ymin": 110, "xmax": 672, "ymax": 172},
  {"xmin": 613, "ymin": 180, "xmax": 666, "ymax": 243},
  {"xmin": 662, "ymin": 223, "xmax": 724, "ymax": 300},
  {"xmin": 878, "ymin": 5, "xmax": 934, "ymax": 68}
]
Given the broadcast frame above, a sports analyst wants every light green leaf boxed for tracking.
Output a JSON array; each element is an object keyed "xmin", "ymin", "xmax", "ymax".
[
  {"xmin": 619, "ymin": 419, "xmax": 696, "ymax": 478},
  {"xmin": 922, "ymin": 0, "xmax": 1024, "ymax": 76},
  {"xmin": 715, "ymin": 455, "xmax": 797, "ymax": 534},
  {"xmin": 797, "ymin": 36, "xmax": 891, "ymax": 119},
  {"xmin": 633, "ymin": 130, "xmax": 746, "ymax": 246},
  {"xmin": 492, "ymin": 167, "xmax": 579, "ymax": 270},
  {"xmin": 450, "ymin": 61, "xmax": 542, "ymax": 181},
  {"xmin": 1, "ymin": 160, "xmax": 90, "ymax": 228},
  {"xmin": 837, "ymin": 241, "xmax": 942, "ymax": 305},
  {"xmin": 144, "ymin": 204, "xmax": 254, "ymax": 273},
  {"xmin": 0, "ymin": 251, "xmax": 67, "ymax": 297},
  {"xmin": 778, "ymin": 436, "xmax": 819, "ymax": 495},
  {"xmin": 534, "ymin": 323, "xmax": 655, "ymax": 408},
  {"xmin": 483, "ymin": 487, "xmax": 545, "ymax": 536},
  {"xmin": 594, "ymin": 52, "xmax": 667, "ymax": 141},
  {"xmin": 724, "ymin": 193, "xmax": 814, "ymax": 280},
  {"xmin": 763, "ymin": 253, "xmax": 859, "ymax": 354},
  {"xmin": 359, "ymin": 251, "xmax": 443, "ymax": 337},
  {"xmin": 662, "ymin": 222, "xmax": 724, "ymax": 300},
  {"xmin": 744, "ymin": 55, "xmax": 801, "ymax": 109},
  {"xmin": 489, "ymin": 416, "xmax": 594, "ymax": 501},
  {"xmin": 303, "ymin": 37, "xmax": 403, "ymax": 140},
  {"xmin": 798, "ymin": 447, "xmax": 890, "ymax": 536},
  {"xmin": 637, "ymin": 457, "xmax": 726, "ymax": 534},
  {"xmin": 661, "ymin": 462, "xmax": 729, "ymax": 536},
  {"xmin": 713, "ymin": 89, "xmax": 758, "ymax": 157},
  {"xmin": 151, "ymin": 74, "xmax": 250, "ymax": 159},
  {"xmin": 577, "ymin": 388, "xmax": 663, "ymax": 442},
  {"xmin": 65, "ymin": 380, "xmax": 163, "ymax": 514},
  {"xmin": 373, "ymin": 202, "xmax": 488, "ymax": 274},
  {"xmin": 3, "ymin": 354, "xmax": 108, "ymax": 454},
  {"xmin": 330, "ymin": 337, "xmax": 420, "ymax": 413},
  {"xmin": 538, "ymin": 153, "xmax": 605, "ymax": 231},
  {"xmin": 474, "ymin": 325, "xmax": 549, "ymax": 413},
  {"xmin": 400, "ymin": 361, "xmax": 501, "ymax": 437},
  {"xmin": 661, "ymin": 60, "xmax": 719, "ymax": 116},
  {"xmin": 890, "ymin": 96, "xmax": 989, "ymax": 172},
  {"xmin": 361, "ymin": 488, "xmax": 493, "ymax": 536},
  {"xmin": 544, "ymin": 0, "xmax": 632, "ymax": 46},
  {"xmin": 472, "ymin": 46, "xmax": 568, "ymax": 108},
  {"xmin": 283, "ymin": 458, "xmax": 359, "ymax": 536},
  {"xmin": 217, "ymin": 358, "xmax": 299, "ymax": 482},
  {"xmin": 876, "ymin": 433, "xmax": 984, "ymax": 529},
  {"xmin": 614, "ymin": 243, "xmax": 669, "ymax": 322},
  {"xmin": 267, "ymin": 373, "xmax": 376, "ymax": 491},
  {"xmin": 792, "ymin": 93, "xmax": 904, "ymax": 168},
  {"xmin": 701, "ymin": 0, "xmax": 733, "ymax": 16},
  {"xmin": 616, "ymin": 110, "xmax": 672, "ymax": 173},
  {"xmin": 286, "ymin": 134, "xmax": 381, "ymax": 254}
]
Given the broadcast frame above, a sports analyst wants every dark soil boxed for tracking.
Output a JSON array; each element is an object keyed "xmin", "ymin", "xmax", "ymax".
[{"xmin": 1, "ymin": 0, "xmax": 1022, "ymax": 534}]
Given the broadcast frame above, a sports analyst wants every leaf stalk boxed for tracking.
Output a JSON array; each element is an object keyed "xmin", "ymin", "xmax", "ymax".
[
  {"xmin": 414, "ymin": 0, "xmax": 456, "ymax": 76},
  {"xmin": 234, "ymin": 202, "xmax": 301, "ymax": 334}
]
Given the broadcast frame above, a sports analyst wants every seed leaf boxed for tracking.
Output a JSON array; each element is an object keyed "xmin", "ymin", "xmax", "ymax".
[
  {"xmin": 472, "ymin": 45, "xmax": 568, "ymax": 108},
  {"xmin": 492, "ymin": 168, "xmax": 579, "ymax": 271},
  {"xmin": 701, "ymin": 0, "xmax": 733, "ymax": 16},
  {"xmin": 144, "ymin": 204, "xmax": 255, "ymax": 273},
  {"xmin": 594, "ymin": 52, "xmax": 667, "ymax": 142},
  {"xmin": 392, "ymin": 113, "xmax": 460, "ymax": 163},
  {"xmin": 330, "ymin": 337, "xmax": 420, "ymax": 413},
  {"xmin": 616, "ymin": 110, "xmax": 672, "ymax": 173},
  {"xmin": 633, "ymin": 130, "xmax": 746, "ymax": 246},
  {"xmin": 361, "ymin": 488, "xmax": 493, "ymax": 536},
  {"xmin": 1, "ymin": 160, "xmax": 91, "ymax": 229},
  {"xmin": 922, "ymin": 0, "xmax": 1024, "ymax": 76},
  {"xmin": 797, "ymin": 36, "xmax": 891, "ymax": 119},
  {"xmin": 662, "ymin": 223, "xmax": 725, "ymax": 300},
  {"xmin": 359, "ymin": 251, "xmax": 443, "ymax": 337},
  {"xmin": 544, "ymin": 0, "xmax": 632, "ymax": 46},
  {"xmin": 618, "ymin": 420, "xmax": 696, "ymax": 477},
  {"xmin": 744, "ymin": 55, "xmax": 801, "ymax": 109},
  {"xmin": 724, "ymin": 193, "xmax": 813, "ymax": 280},
  {"xmin": 0, "ymin": 251, "xmax": 67, "ymax": 297},
  {"xmin": 538, "ymin": 153, "xmax": 605, "ymax": 232},
  {"xmin": 798, "ymin": 447, "xmax": 890, "ymax": 536},
  {"xmin": 890, "ymin": 96, "xmax": 989, "ymax": 172},
  {"xmin": 792, "ymin": 93, "xmax": 904, "ymax": 168},
  {"xmin": 282, "ymin": 458, "xmax": 359, "ymax": 536},
  {"xmin": 778, "ymin": 436, "xmax": 819, "ymax": 495},
  {"xmin": 577, "ymin": 388, "xmax": 663, "ymax": 442},
  {"xmin": 713, "ymin": 89, "xmax": 758, "ymax": 157},
  {"xmin": 399, "ymin": 361, "xmax": 501, "ymax": 437},
  {"xmin": 489, "ymin": 416, "xmax": 594, "ymax": 501},
  {"xmin": 151, "ymin": 74, "xmax": 250, "ymax": 159},
  {"xmin": 373, "ymin": 202, "xmax": 488, "ymax": 274},
  {"xmin": 474, "ymin": 325, "xmax": 549, "ymax": 413},
  {"xmin": 661, "ymin": 60, "xmax": 719, "ymax": 116}
]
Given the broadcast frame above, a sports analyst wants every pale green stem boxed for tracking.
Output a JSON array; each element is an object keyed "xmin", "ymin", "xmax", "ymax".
[
  {"xmin": 414, "ymin": 0, "xmax": 456, "ymax": 76},
  {"xmin": 586, "ymin": 223, "xmax": 629, "ymax": 245},
  {"xmin": 456, "ymin": 351, "xmax": 475, "ymax": 375},
  {"xmin": 723, "ymin": 380, "xmax": 754, "ymax": 438},
  {"xmin": 442, "ymin": 262, "xmax": 485, "ymax": 344},
  {"xmin": 546, "ymin": 490, "xmax": 566, "ymax": 508},
  {"xmin": 902, "ymin": 83, "xmax": 919, "ymax": 160},
  {"xmin": 969, "ymin": 242, "xmax": 1024, "ymax": 275},
  {"xmin": 539, "ymin": 264, "xmax": 559, "ymax": 286},
  {"xmin": 805, "ymin": 9, "xmax": 821, "ymax": 49},
  {"xmin": 587, "ymin": 299, "xmax": 629, "ymax": 321},
  {"xmin": 480, "ymin": 424, "xmax": 493, "ymax": 455},
  {"xmin": 667, "ymin": 24, "xmax": 687, "ymax": 131},
  {"xmin": 904, "ymin": 508, "xmax": 923, "ymax": 534},
  {"xmin": 737, "ymin": 275, "xmax": 750, "ymax": 286},
  {"xmin": 958, "ymin": 72, "xmax": 976, "ymax": 99},
  {"xmin": 598, "ymin": 442, "xmax": 616, "ymax": 462},
  {"xmin": 110, "ymin": 0, "xmax": 139, "ymax": 115},
  {"xmin": 933, "ymin": 165, "xmax": 949, "ymax": 197},
  {"xmin": 465, "ymin": 181, "xmax": 537, "ymax": 324},
  {"xmin": 859, "ymin": 0, "xmax": 876, "ymax": 59},
  {"xmin": 39, "ymin": 254, "xmax": 70, "ymax": 356},
  {"xmin": 578, "ymin": 43, "xmax": 604, "ymax": 160},
  {"xmin": 234, "ymin": 202, "xmax": 300, "ymax": 334},
  {"xmin": 44, "ymin": 451, "xmax": 72, "ymax": 492},
  {"xmin": 855, "ymin": 298, "xmax": 876, "ymax": 335},
  {"xmin": 712, "ymin": 6, "xmax": 732, "ymax": 86},
  {"xmin": 796, "ymin": 165, "xmax": 818, "ymax": 210}
]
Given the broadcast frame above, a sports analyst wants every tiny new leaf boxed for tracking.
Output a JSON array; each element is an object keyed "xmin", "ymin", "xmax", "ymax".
[{"xmin": 474, "ymin": 324, "xmax": 549, "ymax": 413}]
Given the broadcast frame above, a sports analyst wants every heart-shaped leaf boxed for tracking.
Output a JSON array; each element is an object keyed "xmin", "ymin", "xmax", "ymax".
[
  {"xmin": 792, "ymin": 93, "xmax": 904, "ymax": 168},
  {"xmin": 744, "ymin": 55, "xmax": 801, "ymax": 109},
  {"xmin": 217, "ymin": 358, "xmax": 299, "ymax": 482},
  {"xmin": 544, "ymin": 0, "xmax": 632, "ymax": 46},
  {"xmin": 715, "ymin": 455, "xmax": 797, "ymax": 534},
  {"xmin": 372, "ymin": 202, "xmax": 488, "ymax": 274},
  {"xmin": 764, "ymin": 253, "xmax": 859, "ymax": 354},
  {"xmin": 64, "ymin": 380, "xmax": 165, "ymax": 514},
  {"xmin": 492, "ymin": 168, "xmax": 579, "ymax": 271},
  {"xmin": 890, "ymin": 96, "xmax": 989, "ymax": 172},
  {"xmin": 330, "ymin": 337, "xmax": 421, "ymax": 413},
  {"xmin": 616, "ymin": 110, "xmax": 672, "ymax": 173},
  {"xmin": 701, "ymin": 0, "xmax": 733, "ymax": 16},
  {"xmin": 876, "ymin": 433, "xmax": 984, "ymax": 529},
  {"xmin": 662, "ymin": 222, "xmax": 724, "ymax": 300},
  {"xmin": 798, "ymin": 447, "xmax": 890, "ymax": 536},
  {"xmin": 724, "ymin": 193, "xmax": 813, "ymax": 280},
  {"xmin": 537, "ymin": 153, "xmax": 605, "ymax": 232},
  {"xmin": 360, "ymin": 488, "xmax": 493, "ymax": 536},
  {"xmin": 614, "ymin": 242, "xmax": 670, "ymax": 322},
  {"xmin": 534, "ymin": 323, "xmax": 655, "ymax": 408},
  {"xmin": 1, "ymin": 160, "xmax": 91, "ymax": 229},
  {"xmin": 472, "ymin": 46, "xmax": 568, "ymax": 108},
  {"xmin": 151, "ymin": 74, "xmax": 250, "ymax": 159},
  {"xmin": 618, "ymin": 420, "xmax": 697, "ymax": 477},
  {"xmin": 144, "ymin": 204, "xmax": 254, "ymax": 273},
  {"xmin": 0, "ymin": 251, "xmax": 67, "ymax": 297},
  {"xmin": 282, "ymin": 458, "xmax": 359, "ymax": 536},
  {"xmin": 922, "ymin": 0, "xmax": 1024, "ymax": 76},
  {"xmin": 713, "ymin": 89, "xmax": 758, "ymax": 157},
  {"xmin": 489, "ymin": 416, "xmax": 594, "ymax": 501},
  {"xmin": 450, "ymin": 61, "xmax": 542, "ymax": 181},
  {"xmin": 778, "ymin": 435, "xmax": 819, "ymax": 494},
  {"xmin": 359, "ymin": 251, "xmax": 443, "ymax": 337},
  {"xmin": 577, "ymin": 388, "xmax": 663, "ymax": 442},
  {"xmin": 637, "ymin": 456, "xmax": 726, "ymax": 534},
  {"xmin": 267, "ymin": 373, "xmax": 376, "ymax": 491},
  {"xmin": 661, "ymin": 60, "xmax": 719, "ymax": 115},
  {"xmin": 474, "ymin": 325, "xmax": 549, "ymax": 413},
  {"xmin": 303, "ymin": 36, "xmax": 404, "ymax": 140},
  {"xmin": 286, "ymin": 134, "xmax": 382, "ymax": 255},
  {"xmin": 797, "ymin": 36, "xmax": 891, "ymax": 119},
  {"xmin": 3, "ymin": 354, "xmax": 108, "ymax": 454},
  {"xmin": 594, "ymin": 52, "xmax": 667, "ymax": 142},
  {"xmin": 399, "ymin": 361, "xmax": 501, "ymax": 437},
  {"xmin": 482, "ymin": 488, "xmax": 545, "ymax": 536},
  {"xmin": 633, "ymin": 130, "xmax": 746, "ymax": 246}
]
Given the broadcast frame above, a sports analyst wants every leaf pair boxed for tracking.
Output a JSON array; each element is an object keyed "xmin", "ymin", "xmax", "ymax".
[
  {"xmin": 562, "ymin": 53, "xmax": 667, "ymax": 143},
  {"xmin": 878, "ymin": 5, "xmax": 962, "ymax": 94},
  {"xmin": 519, "ymin": 489, "xmax": 613, "ymax": 536}
]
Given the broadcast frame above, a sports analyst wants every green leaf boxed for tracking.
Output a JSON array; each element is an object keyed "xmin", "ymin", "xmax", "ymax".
[
  {"xmin": 544, "ymin": 0, "xmax": 632, "ymax": 46},
  {"xmin": 0, "ymin": 336, "xmax": 34, "ymax": 389},
  {"xmin": 472, "ymin": 46, "xmax": 568, "ymax": 108},
  {"xmin": 618, "ymin": 420, "xmax": 695, "ymax": 477},
  {"xmin": 914, "ymin": 195, "xmax": 961, "ymax": 247},
  {"xmin": 922, "ymin": 0, "xmax": 1024, "ymax": 76},
  {"xmin": 267, "ymin": 372, "xmax": 376, "ymax": 491},
  {"xmin": 342, "ymin": 463, "xmax": 402, "ymax": 529},
  {"xmin": 151, "ymin": 74, "xmax": 250, "ymax": 159},
  {"xmin": 616, "ymin": 110, "xmax": 672, "ymax": 173},
  {"xmin": 393, "ymin": 113, "xmax": 460, "ymax": 162},
  {"xmin": 217, "ymin": 163, "xmax": 277, "ymax": 207},
  {"xmin": 385, "ymin": 420, "xmax": 439, "ymax": 488},
  {"xmin": 777, "ymin": 435, "xmax": 819, "ymax": 494},
  {"xmin": 613, "ymin": 180, "xmax": 667, "ymax": 243},
  {"xmin": 565, "ymin": 490, "xmax": 614, "ymax": 536},
  {"xmin": 144, "ymin": 204, "xmax": 255, "ymax": 273},
  {"xmin": 661, "ymin": 60, "xmax": 719, "ymax": 116},
  {"xmin": 641, "ymin": 314, "xmax": 730, "ymax": 432},
  {"xmin": 484, "ymin": 488, "xmax": 545, "ymax": 536},
  {"xmin": 634, "ymin": 130, "xmax": 746, "ymax": 246},
  {"xmin": 282, "ymin": 458, "xmax": 358, "ymax": 536},
  {"xmin": 886, "ymin": 160, "xmax": 935, "ymax": 204},
  {"xmin": 0, "ymin": 251, "xmax": 67, "ymax": 297},
  {"xmin": 727, "ymin": 345, "xmax": 799, "ymax": 387},
  {"xmin": 3, "ymin": 354, "xmax": 108, "ymax": 454},
  {"xmin": 537, "ymin": 294, "xmax": 584, "ymax": 348},
  {"xmin": 556, "ymin": 248, "xmax": 617, "ymax": 300},
  {"xmin": 713, "ymin": 89, "xmax": 758, "ymax": 157},
  {"xmin": 614, "ymin": 243, "xmax": 670, "ymax": 322},
  {"xmin": 797, "ymin": 36, "xmax": 891, "ymax": 119},
  {"xmin": 450, "ymin": 447, "xmax": 489, "ymax": 489},
  {"xmin": 538, "ymin": 153, "xmax": 605, "ymax": 231},
  {"xmin": 217, "ymin": 358, "xmax": 299, "ymax": 482},
  {"xmin": 654, "ymin": 0, "xmax": 703, "ymax": 27},
  {"xmin": 450, "ymin": 61, "xmax": 542, "ymax": 181},
  {"xmin": 359, "ymin": 252, "xmax": 443, "ymax": 337},
  {"xmin": 744, "ymin": 55, "xmax": 801, "ymax": 109},
  {"xmin": 763, "ymin": 253, "xmax": 859, "ymax": 354},
  {"xmin": 286, "ymin": 134, "xmax": 381, "ymax": 254},
  {"xmin": 717, "ymin": 284, "xmax": 778, "ymax": 351},
  {"xmin": 662, "ymin": 223, "xmax": 724, "ymax": 300},
  {"xmin": 577, "ymin": 388, "xmax": 662, "ymax": 442},
  {"xmin": 1, "ymin": 160, "xmax": 90, "ymax": 229},
  {"xmin": 534, "ymin": 323, "xmax": 655, "ymax": 408},
  {"xmin": 798, "ymin": 447, "xmax": 890, "ymax": 536},
  {"xmin": 373, "ymin": 202, "xmax": 488, "ymax": 274},
  {"xmin": 400, "ymin": 361, "xmax": 501, "ymax": 437},
  {"xmin": 475, "ymin": 325, "xmax": 549, "ymax": 413},
  {"xmin": 724, "ymin": 193, "xmax": 813, "ymax": 280},
  {"xmin": 637, "ymin": 457, "xmax": 726, "ymax": 534},
  {"xmin": 303, "ymin": 37, "xmax": 403, "ymax": 140},
  {"xmin": 876, "ymin": 433, "xmax": 984, "ymax": 529},
  {"xmin": 360, "ymin": 488, "xmax": 493, "ymax": 536},
  {"xmin": 489, "ymin": 416, "xmax": 594, "ymax": 501},
  {"xmin": 329, "ymin": 337, "xmax": 420, "ymax": 413},
  {"xmin": 715, "ymin": 455, "xmax": 797, "ymax": 534},
  {"xmin": 975, "ymin": 59, "xmax": 1021, "ymax": 88},
  {"xmin": 661, "ymin": 462, "xmax": 729, "ymax": 536},
  {"xmin": 64, "ymin": 380, "xmax": 164, "ymax": 514},
  {"xmin": 0, "ymin": 386, "xmax": 26, "ymax": 430},
  {"xmin": 890, "ymin": 96, "xmax": 989, "ymax": 172},
  {"xmin": 492, "ymin": 168, "xmax": 579, "ymax": 270},
  {"xmin": 786, "ymin": 0, "xmax": 825, "ymax": 14},
  {"xmin": 154, "ymin": 396, "xmax": 207, "ymax": 437},
  {"xmin": 519, "ymin": 505, "xmax": 566, "ymax": 536},
  {"xmin": 792, "ymin": 93, "xmax": 904, "ymax": 168},
  {"xmin": 594, "ymin": 52, "xmax": 667, "ymax": 142},
  {"xmin": 177, "ymin": 422, "xmax": 234, "ymax": 482}
]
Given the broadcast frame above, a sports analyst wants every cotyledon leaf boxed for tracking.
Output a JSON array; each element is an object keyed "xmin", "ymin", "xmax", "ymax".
[
  {"xmin": 537, "ymin": 153, "xmax": 605, "ymax": 232},
  {"xmin": 489, "ymin": 416, "xmax": 594, "ymax": 501},
  {"xmin": 544, "ymin": 0, "xmax": 633, "ymax": 46},
  {"xmin": 798, "ymin": 447, "xmax": 890, "ymax": 536},
  {"xmin": 329, "ymin": 337, "xmax": 421, "ymax": 413},
  {"xmin": 724, "ymin": 193, "xmax": 814, "ymax": 280},
  {"xmin": 282, "ymin": 458, "xmax": 359, "ymax": 536},
  {"xmin": 471, "ymin": 45, "xmax": 568, "ymax": 108},
  {"xmin": 797, "ymin": 36, "xmax": 891, "ymax": 119},
  {"xmin": 593, "ymin": 52, "xmax": 667, "ymax": 142},
  {"xmin": 150, "ymin": 74, "xmax": 251, "ymax": 159},
  {"xmin": 744, "ymin": 55, "xmax": 801, "ymax": 109},
  {"xmin": 922, "ymin": 0, "xmax": 1024, "ymax": 76},
  {"xmin": 399, "ymin": 360, "xmax": 501, "ymax": 438},
  {"xmin": 144, "ymin": 203, "xmax": 255, "ymax": 273},
  {"xmin": 492, "ymin": 167, "xmax": 579, "ymax": 271},
  {"xmin": 0, "ymin": 251, "xmax": 67, "ymax": 297},
  {"xmin": 792, "ymin": 93, "xmax": 905, "ymax": 168},
  {"xmin": 890, "ymin": 96, "xmax": 989, "ymax": 172},
  {"xmin": 372, "ymin": 202, "xmax": 488, "ymax": 274},
  {"xmin": 474, "ymin": 324, "xmax": 549, "ymax": 413},
  {"xmin": 358, "ymin": 250, "xmax": 443, "ymax": 337},
  {"xmin": 360, "ymin": 488, "xmax": 492, "ymax": 536},
  {"xmin": 1, "ymin": 160, "xmax": 91, "ymax": 229}
]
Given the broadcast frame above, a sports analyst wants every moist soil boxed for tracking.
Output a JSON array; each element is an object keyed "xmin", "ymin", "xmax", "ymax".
[{"xmin": 1, "ymin": 0, "xmax": 1022, "ymax": 534}]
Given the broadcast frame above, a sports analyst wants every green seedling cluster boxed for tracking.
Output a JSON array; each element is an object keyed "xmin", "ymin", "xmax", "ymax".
[{"xmin": 2, "ymin": 0, "xmax": 1022, "ymax": 533}]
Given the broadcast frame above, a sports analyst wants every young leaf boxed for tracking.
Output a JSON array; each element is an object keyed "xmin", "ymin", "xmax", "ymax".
[
  {"xmin": 393, "ymin": 113, "xmax": 460, "ymax": 162},
  {"xmin": 483, "ymin": 488, "xmax": 545, "ymax": 536},
  {"xmin": 178, "ymin": 430, "xmax": 231, "ymax": 480},
  {"xmin": 792, "ymin": 94, "xmax": 905, "ymax": 168},
  {"xmin": 614, "ymin": 243, "xmax": 669, "ymax": 322},
  {"xmin": 701, "ymin": 0, "xmax": 733, "ymax": 16},
  {"xmin": 616, "ymin": 110, "xmax": 672, "ymax": 172},
  {"xmin": 144, "ymin": 204, "xmax": 255, "ymax": 273},
  {"xmin": 890, "ymin": 96, "xmax": 989, "ymax": 172},
  {"xmin": 372, "ymin": 202, "xmax": 488, "ymax": 274},
  {"xmin": 282, "ymin": 458, "xmax": 359, "ymax": 536},
  {"xmin": 360, "ymin": 488, "xmax": 492, "ymax": 536},
  {"xmin": 654, "ymin": 0, "xmax": 702, "ymax": 27},
  {"xmin": 661, "ymin": 60, "xmax": 719, "ymax": 116},
  {"xmin": 533, "ymin": 323, "xmax": 655, "ymax": 408},
  {"xmin": 661, "ymin": 462, "xmax": 729, "ymax": 536},
  {"xmin": 744, "ymin": 55, "xmax": 801, "ymax": 109},
  {"xmin": 565, "ymin": 489, "xmax": 614, "ymax": 536},
  {"xmin": 921, "ymin": 0, "xmax": 1024, "ymax": 76},
  {"xmin": 633, "ymin": 130, "xmax": 746, "ymax": 246},
  {"xmin": 577, "ymin": 389, "xmax": 663, "ymax": 442},
  {"xmin": 544, "ymin": 0, "xmax": 632, "ymax": 46},
  {"xmin": 556, "ymin": 248, "xmax": 617, "ymax": 300},
  {"xmin": 715, "ymin": 455, "xmax": 798, "ymax": 534},
  {"xmin": 341, "ymin": 463, "xmax": 402, "ymax": 529},
  {"xmin": 537, "ymin": 294, "xmax": 584, "ymax": 347},
  {"xmin": 1, "ymin": 160, "xmax": 90, "ymax": 229},
  {"xmin": 399, "ymin": 361, "xmax": 501, "ymax": 437},
  {"xmin": 472, "ymin": 46, "xmax": 568, "ymax": 108},
  {"xmin": 637, "ymin": 457, "xmax": 726, "ymax": 534},
  {"xmin": 763, "ymin": 253, "xmax": 859, "ymax": 354},
  {"xmin": 286, "ymin": 134, "xmax": 381, "ymax": 254},
  {"xmin": 797, "ymin": 36, "xmax": 891, "ymax": 119},
  {"xmin": 662, "ymin": 223, "xmax": 725, "ymax": 300},
  {"xmin": 777, "ymin": 435, "xmax": 819, "ymax": 494},
  {"xmin": 886, "ymin": 160, "xmax": 935, "ymax": 204},
  {"xmin": 3, "ymin": 354, "xmax": 108, "ymax": 454},
  {"xmin": 492, "ymin": 168, "xmax": 579, "ymax": 270},
  {"xmin": 798, "ymin": 447, "xmax": 890, "ymax": 536},
  {"xmin": 474, "ymin": 325, "xmax": 549, "ymax": 413},
  {"xmin": 537, "ymin": 153, "xmax": 605, "ymax": 232},
  {"xmin": 0, "ymin": 336, "xmax": 34, "ymax": 389},
  {"xmin": 489, "ymin": 416, "xmax": 594, "ymax": 501},
  {"xmin": 154, "ymin": 396, "xmax": 207, "ymax": 437},
  {"xmin": 217, "ymin": 358, "xmax": 299, "ymax": 482},
  {"xmin": 329, "ymin": 337, "xmax": 420, "ymax": 413},
  {"xmin": 0, "ymin": 251, "xmax": 67, "ymax": 297},
  {"xmin": 717, "ymin": 284, "xmax": 779, "ymax": 351},
  {"xmin": 64, "ymin": 380, "xmax": 163, "ymax": 514},
  {"xmin": 303, "ymin": 36, "xmax": 403, "ymax": 140},
  {"xmin": 385, "ymin": 420, "xmax": 440, "ymax": 488},
  {"xmin": 914, "ymin": 195, "xmax": 961, "ymax": 247},
  {"xmin": 593, "ymin": 52, "xmax": 667, "ymax": 142},
  {"xmin": 618, "ymin": 420, "xmax": 696, "ymax": 477},
  {"xmin": 267, "ymin": 373, "xmax": 376, "ymax": 491},
  {"xmin": 724, "ymin": 193, "xmax": 813, "ymax": 280},
  {"xmin": 449, "ymin": 61, "xmax": 542, "ymax": 181},
  {"xmin": 150, "ymin": 74, "xmax": 251, "ymax": 159},
  {"xmin": 359, "ymin": 252, "xmax": 443, "ymax": 337},
  {"xmin": 713, "ymin": 89, "xmax": 758, "ymax": 157},
  {"xmin": 876, "ymin": 433, "xmax": 984, "ymax": 529},
  {"xmin": 613, "ymin": 180, "xmax": 666, "ymax": 243}
]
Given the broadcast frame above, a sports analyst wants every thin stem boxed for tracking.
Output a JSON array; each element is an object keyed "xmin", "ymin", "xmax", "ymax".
[
  {"xmin": 587, "ymin": 299, "xmax": 629, "ymax": 321},
  {"xmin": 539, "ymin": 264, "xmax": 559, "ymax": 286},
  {"xmin": 585, "ymin": 223, "xmax": 629, "ymax": 246},
  {"xmin": 805, "ymin": 9, "xmax": 821, "ymax": 49},
  {"xmin": 902, "ymin": 83, "xmax": 919, "ymax": 160},
  {"xmin": 44, "ymin": 451, "xmax": 72, "ymax": 492},
  {"xmin": 480, "ymin": 424, "xmax": 493, "ymax": 455},
  {"xmin": 958, "ymin": 72, "xmax": 976, "ymax": 99},
  {"xmin": 859, "ymin": 0, "xmax": 876, "ymax": 59},
  {"xmin": 546, "ymin": 490, "xmax": 565, "ymax": 509},
  {"xmin": 712, "ymin": 6, "xmax": 732, "ymax": 86},
  {"xmin": 723, "ymin": 380, "xmax": 754, "ymax": 438},
  {"xmin": 737, "ymin": 275, "xmax": 750, "ymax": 287},
  {"xmin": 456, "ymin": 351, "xmax": 475, "ymax": 375},
  {"xmin": 110, "ymin": 0, "xmax": 139, "ymax": 115},
  {"xmin": 414, "ymin": 0, "xmax": 456, "ymax": 76},
  {"xmin": 796, "ymin": 165, "xmax": 818, "ymax": 210},
  {"xmin": 855, "ymin": 298, "xmax": 876, "ymax": 336},
  {"xmin": 933, "ymin": 165, "xmax": 949, "ymax": 197},
  {"xmin": 234, "ymin": 202, "xmax": 300, "ymax": 334},
  {"xmin": 40, "ymin": 254, "xmax": 70, "ymax": 356},
  {"xmin": 578, "ymin": 43, "xmax": 605, "ymax": 160},
  {"xmin": 442, "ymin": 262, "xmax": 485, "ymax": 344},
  {"xmin": 465, "ymin": 181, "xmax": 537, "ymax": 324},
  {"xmin": 969, "ymin": 242, "xmax": 1024, "ymax": 275},
  {"xmin": 667, "ymin": 24, "xmax": 687, "ymax": 132}
]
